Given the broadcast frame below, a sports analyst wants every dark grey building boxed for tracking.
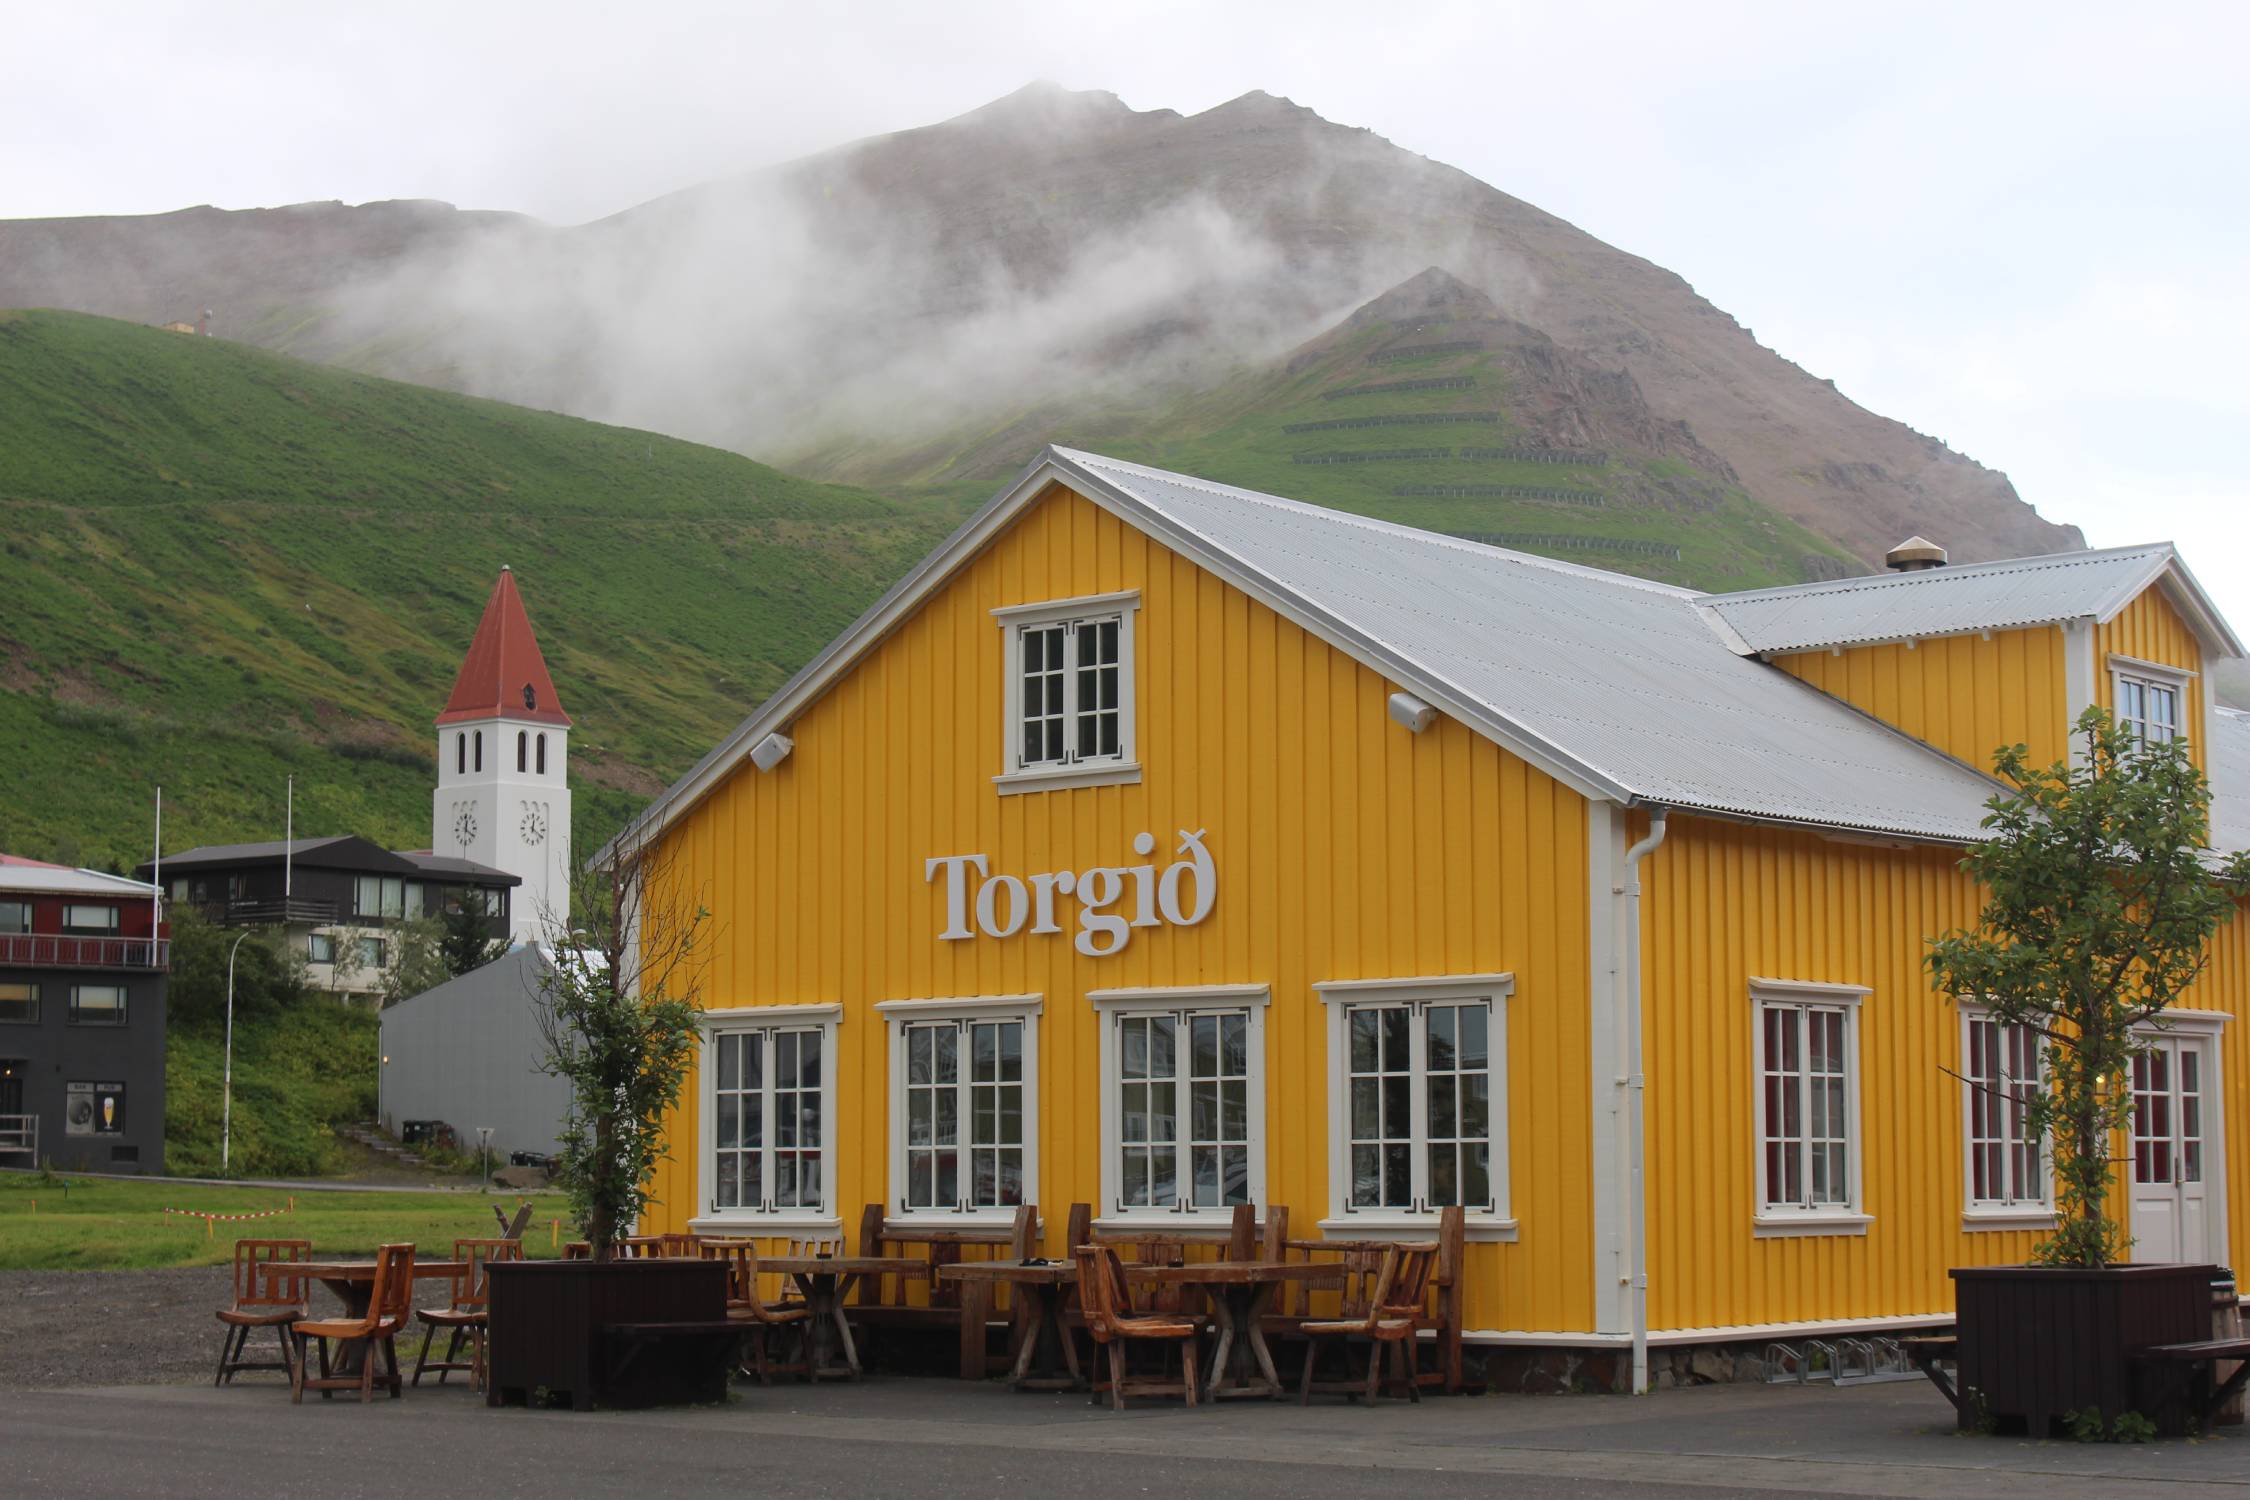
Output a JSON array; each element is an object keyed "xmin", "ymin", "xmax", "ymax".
[
  {"xmin": 0, "ymin": 855, "xmax": 169, "ymax": 1174},
  {"xmin": 138, "ymin": 836, "xmax": 517, "ymax": 1005}
]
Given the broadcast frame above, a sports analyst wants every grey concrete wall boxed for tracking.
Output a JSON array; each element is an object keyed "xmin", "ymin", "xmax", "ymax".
[{"xmin": 377, "ymin": 946, "xmax": 567, "ymax": 1160}]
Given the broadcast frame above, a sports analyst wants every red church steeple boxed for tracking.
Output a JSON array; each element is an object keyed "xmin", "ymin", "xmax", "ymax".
[{"xmin": 436, "ymin": 567, "xmax": 572, "ymax": 727}]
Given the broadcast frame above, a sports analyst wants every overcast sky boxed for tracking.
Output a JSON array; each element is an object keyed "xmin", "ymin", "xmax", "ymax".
[{"xmin": 9, "ymin": 0, "xmax": 2246, "ymax": 618}]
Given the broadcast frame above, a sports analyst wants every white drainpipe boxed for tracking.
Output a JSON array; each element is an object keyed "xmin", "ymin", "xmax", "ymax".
[{"xmin": 1622, "ymin": 805, "xmax": 1669, "ymax": 1393}]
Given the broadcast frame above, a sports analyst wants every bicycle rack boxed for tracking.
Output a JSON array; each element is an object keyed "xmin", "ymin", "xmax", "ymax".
[{"xmin": 1763, "ymin": 1341, "xmax": 1806, "ymax": 1383}]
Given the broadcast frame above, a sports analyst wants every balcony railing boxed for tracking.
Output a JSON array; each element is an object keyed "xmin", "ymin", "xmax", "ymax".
[
  {"xmin": 0, "ymin": 933, "xmax": 170, "ymax": 971},
  {"xmin": 195, "ymin": 897, "xmax": 343, "ymax": 927},
  {"xmin": 0, "ymin": 1114, "xmax": 36, "ymax": 1161}
]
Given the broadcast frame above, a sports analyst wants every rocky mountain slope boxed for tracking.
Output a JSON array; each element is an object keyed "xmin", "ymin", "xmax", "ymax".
[{"xmin": 0, "ymin": 83, "xmax": 2082, "ymax": 575}]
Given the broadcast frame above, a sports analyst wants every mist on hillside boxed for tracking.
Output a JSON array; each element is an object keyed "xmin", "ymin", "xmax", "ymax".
[{"xmin": 328, "ymin": 87, "xmax": 1505, "ymax": 471}]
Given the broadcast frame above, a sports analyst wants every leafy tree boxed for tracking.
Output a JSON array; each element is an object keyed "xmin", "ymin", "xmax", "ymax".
[
  {"xmin": 1928, "ymin": 708, "xmax": 2250, "ymax": 1267},
  {"xmin": 532, "ymin": 832, "xmax": 704, "ymax": 1260},
  {"xmin": 378, "ymin": 914, "xmax": 452, "ymax": 1008},
  {"xmin": 165, "ymin": 906, "xmax": 307, "ymax": 1027},
  {"xmin": 439, "ymin": 891, "xmax": 509, "ymax": 978}
]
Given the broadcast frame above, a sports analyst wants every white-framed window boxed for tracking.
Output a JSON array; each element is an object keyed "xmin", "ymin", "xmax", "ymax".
[
  {"xmin": 878, "ymin": 995, "xmax": 1040, "ymax": 1222},
  {"xmin": 1088, "ymin": 985, "xmax": 1266, "ymax": 1226},
  {"xmin": 2111, "ymin": 656, "xmax": 2191, "ymax": 747},
  {"xmin": 1960, "ymin": 1007, "xmax": 2052, "ymax": 1225},
  {"xmin": 1752, "ymin": 979, "xmax": 1870, "ymax": 1236},
  {"xmin": 306, "ymin": 933, "xmax": 337, "ymax": 965},
  {"xmin": 1315, "ymin": 975, "xmax": 1512, "ymax": 1239},
  {"xmin": 992, "ymin": 591, "xmax": 1139, "ymax": 794},
  {"xmin": 695, "ymin": 1004, "xmax": 842, "ymax": 1231}
]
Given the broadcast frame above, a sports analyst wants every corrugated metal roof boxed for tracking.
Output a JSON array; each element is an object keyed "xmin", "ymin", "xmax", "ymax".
[
  {"xmin": 1699, "ymin": 545, "xmax": 2179, "ymax": 655},
  {"xmin": 0, "ymin": 856, "xmax": 159, "ymax": 898},
  {"xmin": 1053, "ymin": 449, "xmax": 2005, "ymax": 841},
  {"xmin": 2212, "ymin": 709, "xmax": 2250, "ymax": 856}
]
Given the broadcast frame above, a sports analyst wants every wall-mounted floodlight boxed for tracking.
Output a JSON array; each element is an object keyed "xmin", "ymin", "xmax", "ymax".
[
  {"xmin": 751, "ymin": 733, "xmax": 795, "ymax": 772},
  {"xmin": 1388, "ymin": 692, "xmax": 1437, "ymax": 734}
]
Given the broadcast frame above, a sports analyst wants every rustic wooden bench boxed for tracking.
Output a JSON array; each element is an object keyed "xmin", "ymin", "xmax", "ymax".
[
  {"xmin": 598, "ymin": 1319, "xmax": 740, "ymax": 1407},
  {"xmin": 1900, "ymin": 1335, "xmax": 1960, "ymax": 1412},
  {"xmin": 2133, "ymin": 1337, "xmax": 2250, "ymax": 1435},
  {"xmin": 850, "ymin": 1203, "xmax": 1038, "ymax": 1379}
]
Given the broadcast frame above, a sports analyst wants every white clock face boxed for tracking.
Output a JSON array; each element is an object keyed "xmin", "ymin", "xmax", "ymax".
[
  {"xmin": 520, "ymin": 804, "xmax": 547, "ymax": 845},
  {"xmin": 454, "ymin": 806, "xmax": 478, "ymax": 848}
]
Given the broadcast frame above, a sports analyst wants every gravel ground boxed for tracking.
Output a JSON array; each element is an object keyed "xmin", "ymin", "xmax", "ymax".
[{"xmin": 0, "ymin": 1267, "xmax": 364, "ymax": 1391}]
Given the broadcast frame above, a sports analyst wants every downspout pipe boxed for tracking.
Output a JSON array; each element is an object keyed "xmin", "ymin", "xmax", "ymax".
[{"xmin": 1622, "ymin": 805, "xmax": 1669, "ymax": 1393}]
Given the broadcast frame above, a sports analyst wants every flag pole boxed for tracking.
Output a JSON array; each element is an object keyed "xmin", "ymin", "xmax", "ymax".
[
  {"xmin": 152, "ymin": 787, "xmax": 162, "ymax": 960},
  {"xmin": 284, "ymin": 775, "xmax": 293, "ymax": 911}
]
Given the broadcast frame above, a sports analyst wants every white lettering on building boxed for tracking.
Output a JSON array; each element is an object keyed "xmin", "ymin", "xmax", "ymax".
[{"xmin": 925, "ymin": 830, "xmax": 1215, "ymax": 956}]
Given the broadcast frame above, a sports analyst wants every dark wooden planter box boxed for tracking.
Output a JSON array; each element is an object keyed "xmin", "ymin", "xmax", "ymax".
[
  {"xmin": 1952, "ymin": 1262, "xmax": 2215, "ymax": 1436},
  {"xmin": 487, "ymin": 1258, "xmax": 729, "ymax": 1410}
]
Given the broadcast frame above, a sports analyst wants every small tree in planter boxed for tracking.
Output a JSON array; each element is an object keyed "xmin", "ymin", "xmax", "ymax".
[
  {"xmin": 487, "ymin": 835, "xmax": 725, "ymax": 1408},
  {"xmin": 1927, "ymin": 706, "xmax": 2250, "ymax": 1433},
  {"xmin": 533, "ymin": 833, "xmax": 706, "ymax": 1260}
]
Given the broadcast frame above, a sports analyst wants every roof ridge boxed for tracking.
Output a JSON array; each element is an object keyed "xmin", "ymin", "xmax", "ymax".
[
  {"xmin": 1060, "ymin": 448, "xmax": 1702, "ymax": 602},
  {"xmin": 1705, "ymin": 542, "xmax": 2176, "ymax": 607}
]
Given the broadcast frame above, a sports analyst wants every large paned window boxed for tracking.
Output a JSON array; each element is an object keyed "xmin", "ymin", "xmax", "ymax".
[
  {"xmin": 1752, "ymin": 981, "xmax": 1869, "ymax": 1234},
  {"xmin": 0, "ymin": 982, "xmax": 38, "ymax": 1024},
  {"xmin": 700, "ymin": 1006, "xmax": 840, "ymax": 1226},
  {"xmin": 881, "ymin": 997, "xmax": 1039, "ymax": 1220},
  {"xmin": 68, "ymin": 984, "xmax": 128, "ymax": 1026},
  {"xmin": 354, "ymin": 876, "xmax": 408, "ymax": 920},
  {"xmin": 62, "ymin": 905, "xmax": 119, "ymax": 935},
  {"xmin": 1961, "ymin": 1010, "xmax": 2051, "ymax": 1221},
  {"xmin": 1091, "ymin": 986, "xmax": 1265, "ymax": 1224},
  {"xmin": 0, "ymin": 901, "xmax": 31, "ymax": 934},
  {"xmin": 2113, "ymin": 659, "xmax": 2190, "ymax": 747},
  {"xmin": 993, "ymin": 593, "xmax": 1139, "ymax": 792},
  {"xmin": 1318, "ymin": 976, "xmax": 1509, "ymax": 1234}
]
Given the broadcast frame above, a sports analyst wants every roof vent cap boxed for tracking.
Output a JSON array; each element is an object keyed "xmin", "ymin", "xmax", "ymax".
[{"xmin": 1885, "ymin": 536, "xmax": 1948, "ymax": 572}]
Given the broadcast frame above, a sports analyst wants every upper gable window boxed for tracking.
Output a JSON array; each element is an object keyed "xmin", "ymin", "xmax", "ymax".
[
  {"xmin": 2112, "ymin": 657, "xmax": 2191, "ymax": 748},
  {"xmin": 992, "ymin": 591, "xmax": 1140, "ymax": 794}
]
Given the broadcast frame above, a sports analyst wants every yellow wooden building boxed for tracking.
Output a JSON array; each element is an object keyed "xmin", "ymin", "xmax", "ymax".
[{"xmin": 613, "ymin": 448, "xmax": 2250, "ymax": 1389}]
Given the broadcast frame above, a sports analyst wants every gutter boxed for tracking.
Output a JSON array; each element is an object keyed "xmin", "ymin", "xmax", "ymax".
[{"xmin": 1621, "ymin": 805, "xmax": 1668, "ymax": 1393}]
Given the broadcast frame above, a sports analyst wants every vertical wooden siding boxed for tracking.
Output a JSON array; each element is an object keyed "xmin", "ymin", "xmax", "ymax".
[
  {"xmin": 643, "ymin": 484, "xmax": 1595, "ymax": 1333},
  {"xmin": 2096, "ymin": 587, "xmax": 2208, "ymax": 775},
  {"xmin": 1644, "ymin": 811, "xmax": 2250, "ymax": 1331},
  {"xmin": 1773, "ymin": 625, "xmax": 2068, "ymax": 777}
]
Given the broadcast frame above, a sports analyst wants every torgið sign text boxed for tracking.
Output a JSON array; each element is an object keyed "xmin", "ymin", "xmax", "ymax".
[{"xmin": 925, "ymin": 829, "xmax": 1216, "ymax": 956}]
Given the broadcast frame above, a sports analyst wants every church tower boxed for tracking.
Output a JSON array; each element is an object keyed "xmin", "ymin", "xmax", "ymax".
[{"xmin": 433, "ymin": 568, "xmax": 572, "ymax": 943}]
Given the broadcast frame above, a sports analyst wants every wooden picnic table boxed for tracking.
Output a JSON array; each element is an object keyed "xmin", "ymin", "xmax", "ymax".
[
  {"xmin": 1126, "ymin": 1261, "xmax": 1347, "ymax": 1399},
  {"xmin": 762, "ymin": 1254, "xmax": 930, "ymax": 1380},
  {"xmin": 264, "ymin": 1260, "xmax": 468, "ymax": 1377},
  {"xmin": 937, "ymin": 1259, "xmax": 1080, "ymax": 1391}
]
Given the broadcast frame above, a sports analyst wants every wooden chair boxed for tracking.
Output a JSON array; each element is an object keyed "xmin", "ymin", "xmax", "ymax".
[
  {"xmin": 1075, "ymin": 1245, "xmax": 1202, "ymax": 1409},
  {"xmin": 658, "ymin": 1232, "xmax": 703, "ymax": 1258},
  {"xmin": 615, "ymin": 1235, "xmax": 668, "ymax": 1260},
  {"xmin": 786, "ymin": 1233, "xmax": 845, "ymax": 1258},
  {"xmin": 563, "ymin": 1241, "xmax": 591, "ymax": 1260},
  {"xmin": 292, "ymin": 1242, "xmax": 414, "ymax": 1404},
  {"xmin": 1296, "ymin": 1243, "xmax": 1438, "ymax": 1404},
  {"xmin": 215, "ymin": 1238, "xmax": 311, "ymax": 1385},
  {"xmin": 411, "ymin": 1238, "xmax": 519, "ymax": 1389},
  {"xmin": 700, "ymin": 1239, "xmax": 811, "ymax": 1383}
]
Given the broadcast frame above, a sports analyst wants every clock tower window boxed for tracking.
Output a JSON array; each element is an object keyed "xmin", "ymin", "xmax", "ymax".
[
  {"xmin": 536, "ymin": 734, "xmax": 547, "ymax": 775},
  {"xmin": 474, "ymin": 731, "xmax": 483, "ymax": 772},
  {"xmin": 456, "ymin": 733, "xmax": 465, "ymax": 775},
  {"xmin": 517, "ymin": 731, "xmax": 527, "ymax": 773}
]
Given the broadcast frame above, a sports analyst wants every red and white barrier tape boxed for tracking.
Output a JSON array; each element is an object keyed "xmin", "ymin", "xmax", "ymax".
[{"xmin": 163, "ymin": 1205, "xmax": 293, "ymax": 1222}]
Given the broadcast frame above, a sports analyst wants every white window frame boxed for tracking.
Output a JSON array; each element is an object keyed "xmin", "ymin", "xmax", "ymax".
[
  {"xmin": 1958, "ymin": 1004, "xmax": 2055, "ymax": 1229},
  {"xmin": 1314, "ymin": 974, "xmax": 1517, "ymax": 1243},
  {"xmin": 876, "ymin": 994, "xmax": 1041, "ymax": 1227},
  {"xmin": 1089, "ymin": 985, "xmax": 1267, "ymax": 1231},
  {"xmin": 992, "ymin": 591, "xmax": 1141, "ymax": 795},
  {"xmin": 2109, "ymin": 654, "xmax": 2193, "ymax": 747},
  {"xmin": 1751, "ymin": 979, "xmax": 1871, "ymax": 1237},
  {"xmin": 690, "ymin": 1003, "xmax": 843, "ymax": 1235}
]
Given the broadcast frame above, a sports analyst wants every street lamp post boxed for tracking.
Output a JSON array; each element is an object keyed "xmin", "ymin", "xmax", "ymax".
[{"xmin": 223, "ymin": 930, "xmax": 250, "ymax": 1173}]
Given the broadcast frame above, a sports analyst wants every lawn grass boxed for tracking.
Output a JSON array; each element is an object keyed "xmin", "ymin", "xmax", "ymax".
[{"xmin": 0, "ymin": 1171, "xmax": 578, "ymax": 1270}]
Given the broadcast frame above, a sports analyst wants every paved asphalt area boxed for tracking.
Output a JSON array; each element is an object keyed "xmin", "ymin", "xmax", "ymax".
[{"xmin": 7, "ymin": 1374, "xmax": 2246, "ymax": 1498}]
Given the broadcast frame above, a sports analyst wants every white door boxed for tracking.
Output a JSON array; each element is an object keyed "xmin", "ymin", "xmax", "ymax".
[{"xmin": 2130, "ymin": 1035, "xmax": 2214, "ymax": 1263}]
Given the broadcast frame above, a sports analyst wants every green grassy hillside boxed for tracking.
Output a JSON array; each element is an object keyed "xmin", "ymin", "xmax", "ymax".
[
  {"xmin": 0, "ymin": 310, "xmax": 946, "ymax": 867},
  {"xmin": 801, "ymin": 274, "xmax": 1862, "ymax": 592}
]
